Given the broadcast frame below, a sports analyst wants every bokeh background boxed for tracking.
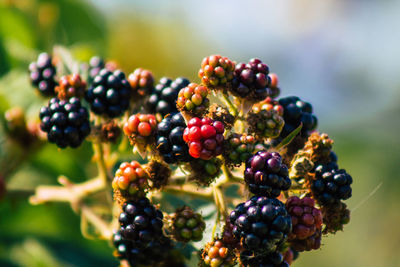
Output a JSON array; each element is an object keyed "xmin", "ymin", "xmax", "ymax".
[{"xmin": 0, "ymin": 0, "xmax": 399, "ymax": 266}]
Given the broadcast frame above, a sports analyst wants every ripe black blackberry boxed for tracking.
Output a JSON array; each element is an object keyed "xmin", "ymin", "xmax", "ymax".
[
  {"xmin": 29, "ymin": 52, "xmax": 57, "ymax": 96},
  {"xmin": 244, "ymin": 151, "xmax": 291, "ymax": 197},
  {"xmin": 230, "ymin": 196, "xmax": 292, "ymax": 255},
  {"xmin": 278, "ymin": 96, "xmax": 317, "ymax": 138},
  {"xmin": 311, "ymin": 163, "xmax": 352, "ymax": 206},
  {"xmin": 156, "ymin": 113, "xmax": 191, "ymax": 163},
  {"xmin": 85, "ymin": 69, "xmax": 131, "ymax": 118},
  {"xmin": 240, "ymin": 251, "xmax": 289, "ymax": 267},
  {"xmin": 146, "ymin": 77, "xmax": 190, "ymax": 117},
  {"xmin": 88, "ymin": 56, "xmax": 105, "ymax": 82},
  {"xmin": 39, "ymin": 97, "xmax": 90, "ymax": 148},
  {"xmin": 113, "ymin": 230, "xmax": 174, "ymax": 267},
  {"xmin": 118, "ymin": 197, "xmax": 164, "ymax": 246}
]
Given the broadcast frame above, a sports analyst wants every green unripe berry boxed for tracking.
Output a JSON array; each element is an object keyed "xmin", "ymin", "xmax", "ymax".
[
  {"xmin": 186, "ymin": 218, "xmax": 198, "ymax": 229},
  {"xmin": 205, "ymin": 162, "xmax": 217, "ymax": 175},
  {"xmin": 180, "ymin": 228, "xmax": 192, "ymax": 239},
  {"xmin": 174, "ymin": 217, "xmax": 186, "ymax": 229}
]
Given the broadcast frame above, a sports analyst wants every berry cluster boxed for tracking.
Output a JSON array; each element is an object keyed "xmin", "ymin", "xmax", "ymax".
[
  {"xmin": 198, "ymin": 55, "xmax": 235, "ymax": 89},
  {"xmin": 85, "ymin": 69, "xmax": 131, "ymax": 117},
  {"xmin": 169, "ymin": 206, "xmax": 206, "ymax": 242},
  {"xmin": 231, "ymin": 58, "xmax": 277, "ymax": 101},
  {"xmin": 176, "ymin": 83, "xmax": 210, "ymax": 116},
  {"xmin": 200, "ymin": 239, "xmax": 237, "ymax": 267},
  {"xmin": 128, "ymin": 68, "xmax": 154, "ymax": 97},
  {"xmin": 224, "ymin": 133, "xmax": 255, "ymax": 166},
  {"xmin": 183, "ymin": 117, "xmax": 225, "ymax": 160},
  {"xmin": 112, "ymin": 161, "xmax": 149, "ymax": 199},
  {"xmin": 286, "ymin": 196, "xmax": 323, "ymax": 251},
  {"xmin": 29, "ymin": 52, "xmax": 57, "ymax": 96},
  {"xmin": 230, "ymin": 196, "xmax": 292, "ymax": 254},
  {"xmin": 156, "ymin": 113, "xmax": 191, "ymax": 163},
  {"xmin": 55, "ymin": 74, "xmax": 86, "ymax": 100},
  {"xmin": 123, "ymin": 114, "xmax": 157, "ymax": 152},
  {"xmin": 146, "ymin": 77, "xmax": 190, "ymax": 117},
  {"xmin": 118, "ymin": 198, "xmax": 164, "ymax": 246},
  {"xmin": 244, "ymin": 151, "xmax": 291, "ymax": 197},
  {"xmin": 278, "ymin": 96, "xmax": 317, "ymax": 138},
  {"xmin": 39, "ymin": 97, "xmax": 90, "ymax": 148}
]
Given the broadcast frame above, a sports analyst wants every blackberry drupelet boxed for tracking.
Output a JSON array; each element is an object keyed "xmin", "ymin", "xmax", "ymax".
[
  {"xmin": 244, "ymin": 151, "xmax": 291, "ymax": 197},
  {"xmin": 169, "ymin": 206, "xmax": 206, "ymax": 242},
  {"xmin": 156, "ymin": 113, "xmax": 191, "ymax": 163},
  {"xmin": 118, "ymin": 197, "xmax": 164, "ymax": 246},
  {"xmin": 188, "ymin": 158, "xmax": 222, "ymax": 186},
  {"xmin": 39, "ymin": 97, "xmax": 90, "ymax": 148},
  {"xmin": 230, "ymin": 196, "xmax": 292, "ymax": 255},
  {"xmin": 240, "ymin": 251, "xmax": 289, "ymax": 267},
  {"xmin": 278, "ymin": 96, "xmax": 317, "ymax": 138},
  {"xmin": 85, "ymin": 69, "xmax": 131, "ymax": 118},
  {"xmin": 146, "ymin": 77, "xmax": 190, "ymax": 117},
  {"xmin": 200, "ymin": 239, "xmax": 237, "ymax": 267},
  {"xmin": 29, "ymin": 52, "xmax": 57, "ymax": 96},
  {"xmin": 312, "ymin": 164, "xmax": 352, "ymax": 206},
  {"xmin": 88, "ymin": 56, "xmax": 105, "ymax": 82}
]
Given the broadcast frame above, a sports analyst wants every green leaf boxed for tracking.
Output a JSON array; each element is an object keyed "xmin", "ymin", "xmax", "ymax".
[{"xmin": 275, "ymin": 123, "xmax": 303, "ymax": 150}]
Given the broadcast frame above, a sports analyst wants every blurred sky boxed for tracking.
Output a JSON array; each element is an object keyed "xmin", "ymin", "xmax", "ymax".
[{"xmin": 89, "ymin": 0, "xmax": 400, "ymax": 126}]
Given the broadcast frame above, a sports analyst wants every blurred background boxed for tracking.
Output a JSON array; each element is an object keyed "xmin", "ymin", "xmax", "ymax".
[{"xmin": 0, "ymin": 0, "xmax": 399, "ymax": 266}]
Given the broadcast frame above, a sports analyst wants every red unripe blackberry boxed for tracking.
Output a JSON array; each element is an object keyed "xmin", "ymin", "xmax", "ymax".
[
  {"xmin": 240, "ymin": 250, "xmax": 289, "ymax": 267},
  {"xmin": 183, "ymin": 117, "xmax": 225, "ymax": 160},
  {"xmin": 169, "ymin": 206, "xmax": 206, "ymax": 242},
  {"xmin": 177, "ymin": 83, "xmax": 210, "ymax": 116},
  {"xmin": 118, "ymin": 197, "xmax": 164, "ymax": 247},
  {"xmin": 39, "ymin": 97, "xmax": 90, "ymax": 148},
  {"xmin": 286, "ymin": 196, "xmax": 322, "ymax": 239},
  {"xmin": 146, "ymin": 77, "xmax": 190, "ymax": 117},
  {"xmin": 244, "ymin": 151, "xmax": 291, "ymax": 197},
  {"xmin": 85, "ymin": 69, "xmax": 131, "ymax": 118},
  {"xmin": 128, "ymin": 68, "xmax": 154, "ymax": 97},
  {"xmin": 55, "ymin": 74, "xmax": 86, "ymax": 100},
  {"xmin": 198, "ymin": 55, "xmax": 235, "ymax": 89},
  {"xmin": 230, "ymin": 58, "xmax": 277, "ymax": 101},
  {"xmin": 200, "ymin": 239, "xmax": 237, "ymax": 267},
  {"xmin": 123, "ymin": 114, "xmax": 157, "ymax": 150},
  {"xmin": 29, "ymin": 52, "xmax": 57, "ymax": 96},
  {"xmin": 112, "ymin": 161, "xmax": 149, "ymax": 199},
  {"xmin": 230, "ymin": 196, "xmax": 292, "ymax": 255}
]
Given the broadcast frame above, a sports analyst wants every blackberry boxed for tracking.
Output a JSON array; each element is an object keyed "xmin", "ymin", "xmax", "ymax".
[
  {"xmin": 198, "ymin": 54, "xmax": 235, "ymax": 89},
  {"xmin": 278, "ymin": 96, "xmax": 317, "ymax": 138},
  {"xmin": 55, "ymin": 74, "xmax": 86, "ymax": 100},
  {"xmin": 113, "ymin": 230, "xmax": 174, "ymax": 267},
  {"xmin": 223, "ymin": 133, "xmax": 255, "ymax": 167},
  {"xmin": 123, "ymin": 114, "xmax": 157, "ymax": 153},
  {"xmin": 118, "ymin": 197, "xmax": 164, "ymax": 246},
  {"xmin": 285, "ymin": 196, "xmax": 323, "ymax": 251},
  {"xmin": 112, "ymin": 161, "xmax": 149, "ymax": 201},
  {"xmin": 230, "ymin": 58, "xmax": 273, "ymax": 101},
  {"xmin": 183, "ymin": 117, "xmax": 225, "ymax": 160},
  {"xmin": 200, "ymin": 239, "xmax": 237, "ymax": 267},
  {"xmin": 128, "ymin": 68, "xmax": 155, "ymax": 97},
  {"xmin": 176, "ymin": 83, "xmax": 210, "ymax": 117},
  {"xmin": 156, "ymin": 113, "xmax": 191, "ymax": 163},
  {"xmin": 88, "ymin": 56, "xmax": 105, "ymax": 82},
  {"xmin": 146, "ymin": 77, "xmax": 190, "ymax": 117},
  {"xmin": 39, "ymin": 97, "xmax": 90, "ymax": 148},
  {"xmin": 85, "ymin": 69, "xmax": 131, "ymax": 118},
  {"xmin": 240, "ymin": 251, "xmax": 289, "ymax": 267},
  {"xmin": 168, "ymin": 206, "xmax": 206, "ymax": 242},
  {"xmin": 244, "ymin": 151, "xmax": 291, "ymax": 197},
  {"xmin": 282, "ymin": 247, "xmax": 299, "ymax": 266},
  {"xmin": 29, "ymin": 52, "xmax": 57, "ymax": 96},
  {"xmin": 230, "ymin": 196, "xmax": 292, "ymax": 255},
  {"xmin": 322, "ymin": 201, "xmax": 351, "ymax": 234},
  {"xmin": 311, "ymin": 164, "xmax": 352, "ymax": 206},
  {"xmin": 188, "ymin": 158, "xmax": 222, "ymax": 186}
]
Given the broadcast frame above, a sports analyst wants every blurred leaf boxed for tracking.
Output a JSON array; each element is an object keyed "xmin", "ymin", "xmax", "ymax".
[{"xmin": 276, "ymin": 123, "xmax": 303, "ymax": 150}]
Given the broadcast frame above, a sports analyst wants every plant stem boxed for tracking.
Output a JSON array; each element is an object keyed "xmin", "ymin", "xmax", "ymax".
[
  {"xmin": 81, "ymin": 205, "xmax": 113, "ymax": 240},
  {"xmin": 221, "ymin": 93, "xmax": 238, "ymax": 117},
  {"xmin": 92, "ymin": 142, "xmax": 110, "ymax": 185},
  {"xmin": 163, "ymin": 185, "xmax": 213, "ymax": 201}
]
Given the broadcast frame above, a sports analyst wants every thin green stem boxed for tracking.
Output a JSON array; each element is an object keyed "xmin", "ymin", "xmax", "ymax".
[
  {"xmin": 221, "ymin": 93, "xmax": 238, "ymax": 117},
  {"xmin": 163, "ymin": 185, "xmax": 213, "ymax": 201}
]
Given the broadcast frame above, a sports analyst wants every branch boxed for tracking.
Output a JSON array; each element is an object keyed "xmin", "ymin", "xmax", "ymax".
[
  {"xmin": 81, "ymin": 205, "xmax": 113, "ymax": 240},
  {"xmin": 163, "ymin": 185, "xmax": 213, "ymax": 201}
]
